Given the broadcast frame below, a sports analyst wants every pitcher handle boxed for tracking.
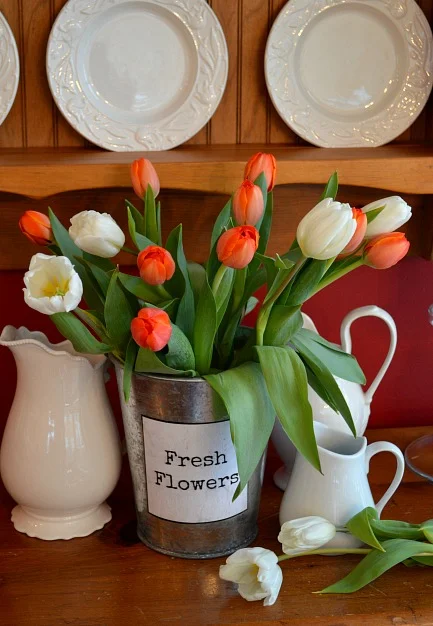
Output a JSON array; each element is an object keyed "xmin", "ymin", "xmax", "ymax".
[
  {"xmin": 365, "ymin": 441, "xmax": 405, "ymax": 516},
  {"xmin": 340, "ymin": 305, "xmax": 397, "ymax": 406}
]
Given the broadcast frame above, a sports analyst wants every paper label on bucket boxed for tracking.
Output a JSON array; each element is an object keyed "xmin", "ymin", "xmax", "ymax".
[{"xmin": 142, "ymin": 416, "xmax": 248, "ymax": 523}]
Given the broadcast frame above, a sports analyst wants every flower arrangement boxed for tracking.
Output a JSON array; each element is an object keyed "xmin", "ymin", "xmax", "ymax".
[
  {"xmin": 219, "ymin": 508, "xmax": 433, "ymax": 605},
  {"xmin": 19, "ymin": 153, "xmax": 411, "ymax": 496}
]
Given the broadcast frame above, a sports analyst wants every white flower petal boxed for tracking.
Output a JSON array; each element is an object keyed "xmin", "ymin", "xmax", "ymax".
[
  {"xmin": 69, "ymin": 210, "xmax": 125, "ymax": 258},
  {"xmin": 363, "ymin": 196, "xmax": 412, "ymax": 237},
  {"xmin": 220, "ymin": 547, "xmax": 282, "ymax": 606},
  {"xmin": 23, "ymin": 254, "xmax": 83, "ymax": 316},
  {"xmin": 297, "ymin": 199, "xmax": 356, "ymax": 260}
]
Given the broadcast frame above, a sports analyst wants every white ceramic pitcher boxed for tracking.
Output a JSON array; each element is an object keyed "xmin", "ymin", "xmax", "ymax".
[
  {"xmin": 272, "ymin": 305, "xmax": 397, "ymax": 490},
  {"xmin": 279, "ymin": 423, "xmax": 405, "ymax": 548},
  {"xmin": 0, "ymin": 326, "xmax": 122, "ymax": 540}
]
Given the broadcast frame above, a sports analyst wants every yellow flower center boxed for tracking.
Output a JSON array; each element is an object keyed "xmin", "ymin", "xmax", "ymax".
[{"xmin": 42, "ymin": 277, "xmax": 70, "ymax": 298}]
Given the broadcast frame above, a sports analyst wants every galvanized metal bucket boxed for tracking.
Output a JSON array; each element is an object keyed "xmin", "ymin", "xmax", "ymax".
[{"xmin": 114, "ymin": 363, "xmax": 265, "ymax": 559}]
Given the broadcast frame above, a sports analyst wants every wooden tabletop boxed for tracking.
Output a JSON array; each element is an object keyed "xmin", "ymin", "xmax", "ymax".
[{"xmin": 1, "ymin": 425, "xmax": 433, "ymax": 626}]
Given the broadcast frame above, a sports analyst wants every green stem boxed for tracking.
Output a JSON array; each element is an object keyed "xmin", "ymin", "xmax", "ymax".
[
  {"xmin": 278, "ymin": 548, "xmax": 370, "ymax": 562},
  {"xmin": 154, "ymin": 284, "xmax": 172, "ymax": 301},
  {"xmin": 312, "ymin": 258, "xmax": 364, "ymax": 296},
  {"xmin": 256, "ymin": 255, "xmax": 306, "ymax": 346},
  {"xmin": 122, "ymin": 245, "xmax": 138, "ymax": 256},
  {"xmin": 212, "ymin": 264, "xmax": 228, "ymax": 297},
  {"xmin": 277, "ymin": 547, "xmax": 433, "ymax": 562}
]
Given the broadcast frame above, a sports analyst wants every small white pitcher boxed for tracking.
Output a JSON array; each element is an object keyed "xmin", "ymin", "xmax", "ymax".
[
  {"xmin": 0, "ymin": 326, "xmax": 122, "ymax": 540},
  {"xmin": 279, "ymin": 422, "xmax": 405, "ymax": 548}
]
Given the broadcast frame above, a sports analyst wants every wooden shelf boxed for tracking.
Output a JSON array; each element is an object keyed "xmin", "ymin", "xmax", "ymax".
[
  {"xmin": 1, "ymin": 144, "xmax": 433, "ymax": 198},
  {"xmin": 0, "ymin": 425, "xmax": 432, "ymax": 625}
]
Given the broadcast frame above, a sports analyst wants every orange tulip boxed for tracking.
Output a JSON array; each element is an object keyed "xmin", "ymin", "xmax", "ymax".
[
  {"xmin": 137, "ymin": 245, "xmax": 175, "ymax": 285},
  {"xmin": 340, "ymin": 208, "xmax": 367, "ymax": 256},
  {"xmin": 217, "ymin": 225, "xmax": 259, "ymax": 269},
  {"xmin": 131, "ymin": 158, "xmax": 160, "ymax": 199},
  {"xmin": 131, "ymin": 307, "xmax": 172, "ymax": 352},
  {"xmin": 232, "ymin": 180, "xmax": 264, "ymax": 226},
  {"xmin": 19, "ymin": 211, "xmax": 52, "ymax": 246},
  {"xmin": 364, "ymin": 232, "xmax": 410, "ymax": 269},
  {"xmin": 244, "ymin": 152, "xmax": 276, "ymax": 192}
]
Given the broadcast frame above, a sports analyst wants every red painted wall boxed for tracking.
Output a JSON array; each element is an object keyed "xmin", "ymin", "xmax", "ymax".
[{"xmin": 1, "ymin": 257, "xmax": 432, "ymax": 435}]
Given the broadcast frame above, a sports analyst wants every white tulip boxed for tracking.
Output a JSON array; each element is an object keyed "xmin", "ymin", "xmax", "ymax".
[
  {"xmin": 219, "ymin": 547, "xmax": 282, "ymax": 606},
  {"xmin": 278, "ymin": 516, "xmax": 336, "ymax": 555},
  {"xmin": 297, "ymin": 198, "xmax": 356, "ymax": 260},
  {"xmin": 363, "ymin": 196, "xmax": 412, "ymax": 238},
  {"xmin": 23, "ymin": 254, "xmax": 83, "ymax": 315},
  {"xmin": 69, "ymin": 210, "xmax": 125, "ymax": 258}
]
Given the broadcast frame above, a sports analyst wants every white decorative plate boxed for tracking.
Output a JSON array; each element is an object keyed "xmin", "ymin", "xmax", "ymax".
[
  {"xmin": 265, "ymin": 0, "xmax": 433, "ymax": 147},
  {"xmin": 47, "ymin": 0, "xmax": 228, "ymax": 151},
  {"xmin": 0, "ymin": 12, "xmax": 19, "ymax": 126}
]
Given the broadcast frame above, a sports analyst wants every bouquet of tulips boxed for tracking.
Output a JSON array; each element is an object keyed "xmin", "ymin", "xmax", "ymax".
[{"xmin": 19, "ymin": 152, "xmax": 411, "ymax": 495}]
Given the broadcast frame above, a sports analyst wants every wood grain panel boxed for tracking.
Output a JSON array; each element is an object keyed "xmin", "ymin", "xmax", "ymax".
[
  {"xmin": 267, "ymin": 0, "xmax": 299, "ymax": 145},
  {"xmin": 0, "ymin": 2, "xmax": 24, "ymax": 148},
  {"xmin": 239, "ymin": 0, "xmax": 270, "ymax": 143},
  {"xmin": 21, "ymin": 0, "xmax": 55, "ymax": 147},
  {"xmin": 1, "ymin": 184, "xmax": 424, "ymax": 270},
  {"xmin": 0, "ymin": 0, "xmax": 432, "ymax": 149},
  {"xmin": 209, "ymin": 0, "xmax": 239, "ymax": 144}
]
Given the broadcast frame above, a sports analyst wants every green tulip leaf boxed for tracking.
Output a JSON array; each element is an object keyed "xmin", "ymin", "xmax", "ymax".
[
  {"xmin": 125, "ymin": 200, "xmax": 146, "ymax": 235},
  {"xmin": 74, "ymin": 307, "xmax": 111, "ymax": 344},
  {"xmin": 213, "ymin": 267, "xmax": 235, "ymax": 327},
  {"xmin": 193, "ymin": 274, "xmax": 217, "ymax": 375},
  {"xmin": 422, "ymin": 521, "xmax": 433, "ymax": 543},
  {"xmin": 295, "ymin": 328, "xmax": 366, "ymax": 384},
  {"xmin": 118, "ymin": 272, "xmax": 164, "ymax": 305},
  {"xmin": 365, "ymin": 205, "xmax": 385, "ymax": 224},
  {"xmin": 319, "ymin": 539, "xmax": 433, "ymax": 594},
  {"xmin": 319, "ymin": 171, "xmax": 338, "ymax": 201},
  {"xmin": 48, "ymin": 208, "xmax": 103, "ymax": 312},
  {"xmin": 74, "ymin": 256, "xmax": 112, "ymax": 295},
  {"xmin": 346, "ymin": 507, "xmax": 384, "ymax": 551},
  {"xmin": 51, "ymin": 312, "xmax": 111, "ymax": 354},
  {"xmin": 144, "ymin": 184, "xmax": 159, "ymax": 244},
  {"xmin": 205, "ymin": 362, "xmax": 275, "ymax": 498},
  {"xmin": 165, "ymin": 224, "xmax": 195, "ymax": 341},
  {"xmin": 372, "ymin": 518, "xmax": 425, "ymax": 541},
  {"xmin": 127, "ymin": 206, "xmax": 154, "ymax": 250},
  {"xmin": 123, "ymin": 338, "xmax": 138, "ymax": 402},
  {"xmin": 245, "ymin": 296, "xmax": 259, "ymax": 316},
  {"xmin": 263, "ymin": 305, "xmax": 302, "ymax": 346},
  {"xmin": 105, "ymin": 270, "xmax": 137, "ymax": 353},
  {"xmin": 256, "ymin": 345, "xmax": 321, "ymax": 472},
  {"xmin": 187, "ymin": 261, "xmax": 206, "ymax": 303},
  {"xmin": 135, "ymin": 347, "xmax": 197, "ymax": 376},
  {"xmin": 292, "ymin": 333, "xmax": 356, "ymax": 436},
  {"xmin": 283, "ymin": 258, "xmax": 329, "ymax": 306},
  {"xmin": 165, "ymin": 324, "xmax": 196, "ymax": 371}
]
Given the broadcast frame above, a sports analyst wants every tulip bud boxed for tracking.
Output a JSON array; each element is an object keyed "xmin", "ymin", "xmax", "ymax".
[
  {"xmin": 131, "ymin": 307, "xmax": 172, "ymax": 352},
  {"xmin": 340, "ymin": 208, "xmax": 367, "ymax": 256},
  {"xmin": 137, "ymin": 245, "xmax": 175, "ymax": 285},
  {"xmin": 363, "ymin": 232, "xmax": 410, "ymax": 269},
  {"xmin": 297, "ymin": 198, "xmax": 356, "ymax": 260},
  {"xmin": 232, "ymin": 180, "xmax": 264, "ymax": 226},
  {"xmin": 19, "ymin": 211, "xmax": 52, "ymax": 246},
  {"xmin": 216, "ymin": 225, "xmax": 259, "ymax": 270},
  {"xmin": 244, "ymin": 152, "xmax": 276, "ymax": 192},
  {"xmin": 363, "ymin": 196, "xmax": 412, "ymax": 238},
  {"xmin": 278, "ymin": 516, "xmax": 336, "ymax": 555},
  {"xmin": 69, "ymin": 211, "xmax": 125, "ymax": 258},
  {"xmin": 131, "ymin": 158, "xmax": 160, "ymax": 199}
]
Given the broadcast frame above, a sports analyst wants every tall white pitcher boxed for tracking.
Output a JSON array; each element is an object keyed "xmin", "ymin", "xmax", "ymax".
[{"xmin": 0, "ymin": 326, "xmax": 121, "ymax": 540}]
